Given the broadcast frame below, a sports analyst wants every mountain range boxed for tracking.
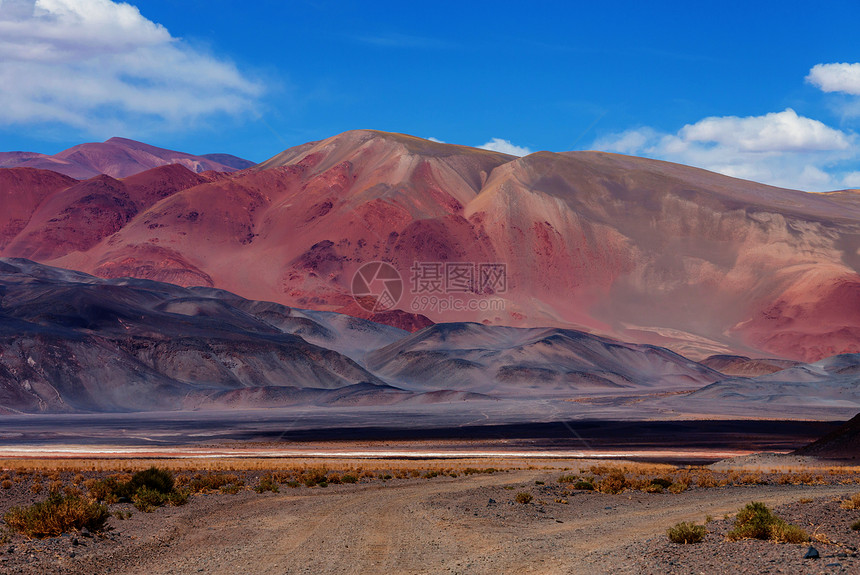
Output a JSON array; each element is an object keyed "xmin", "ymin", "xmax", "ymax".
[
  {"xmin": 0, "ymin": 137, "xmax": 253, "ymax": 179},
  {"xmin": 1, "ymin": 130, "xmax": 858, "ymax": 364}
]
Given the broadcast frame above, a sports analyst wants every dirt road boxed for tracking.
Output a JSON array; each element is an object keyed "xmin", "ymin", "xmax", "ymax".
[{"xmin": 66, "ymin": 471, "xmax": 854, "ymax": 575}]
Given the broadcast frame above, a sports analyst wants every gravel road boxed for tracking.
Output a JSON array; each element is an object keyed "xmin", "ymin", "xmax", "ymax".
[{"xmin": 4, "ymin": 470, "xmax": 856, "ymax": 574}]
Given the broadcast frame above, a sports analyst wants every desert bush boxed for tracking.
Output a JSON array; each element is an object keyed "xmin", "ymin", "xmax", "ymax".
[
  {"xmin": 644, "ymin": 483, "xmax": 664, "ymax": 494},
  {"xmin": 515, "ymin": 492, "xmax": 533, "ymax": 504},
  {"xmin": 220, "ymin": 484, "xmax": 241, "ymax": 494},
  {"xmin": 769, "ymin": 521, "xmax": 808, "ymax": 543},
  {"xmin": 128, "ymin": 467, "xmax": 174, "ymax": 495},
  {"xmin": 72, "ymin": 474, "xmax": 85, "ymax": 485},
  {"xmin": 558, "ymin": 474, "xmax": 578, "ymax": 484},
  {"xmin": 341, "ymin": 474, "xmax": 358, "ymax": 484},
  {"xmin": 30, "ymin": 481, "xmax": 43, "ymax": 494},
  {"xmin": 667, "ymin": 522, "xmax": 706, "ymax": 544},
  {"xmin": 727, "ymin": 502, "xmax": 807, "ymax": 542},
  {"xmin": 254, "ymin": 474, "xmax": 279, "ymax": 493},
  {"xmin": 4, "ymin": 494, "xmax": 109, "ymax": 538},
  {"xmin": 187, "ymin": 473, "xmax": 241, "ymax": 493},
  {"xmin": 572, "ymin": 480, "xmax": 595, "ymax": 491},
  {"xmin": 464, "ymin": 467, "xmax": 497, "ymax": 475},
  {"xmin": 851, "ymin": 519, "xmax": 860, "ymax": 531},
  {"xmin": 132, "ymin": 488, "xmax": 165, "ymax": 512},
  {"xmin": 695, "ymin": 473, "xmax": 718, "ymax": 488},
  {"xmin": 840, "ymin": 493, "xmax": 860, "ymax": 510},
  {"xmin": 650, "ymin": 478, "xmax": 673, "ymax": 489},
  {"xmin": 596, "ymin": 471, "xmax": 628, "ymax": 494},
  {"xmin": 423, "ymin": 471, "xmax": 440, "ymax": 479},
  {"xmin": 1, "ymin": 480, "xmax": 11, "ymax": 490},
  {"xmin": 668, "ymin": 482, "xmax": 689, "ymax": 494},
  {"xmin": 739, "ymin": 473, "xmax": 767, "ymax": 485},
  {"xmin": 299, "ymin": 467, "xmax": 329, "ymax": 487}
]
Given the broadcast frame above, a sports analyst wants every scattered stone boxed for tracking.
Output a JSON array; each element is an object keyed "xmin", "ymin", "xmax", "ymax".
[
  {"xmin": 68, "ymin": 550, "xmax": 75, "ymax": 558},
  {"xmin": 487, "ymin": 498, "xmax": 496, "ymax": 505},
  {"xmin": 80, "ymin": 527, "xmax": 92, "ymax": 538},
  {"xmin": 804, "ymin": 546, "xmax": 819, "ymax": 560},
  {"xmin": 71, "ymin": 538, "xmax": 78, "ymax": 546}
]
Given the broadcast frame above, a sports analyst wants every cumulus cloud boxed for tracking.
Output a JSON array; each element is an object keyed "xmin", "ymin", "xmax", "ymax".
[
  {"xmin": 478, "ymin": 138, "xmax": 532, "ymax": 156},
  {"xmin": 0, "ymin": 0, "xmax": 262, "ymax": 135},
  {"xmin": 593, "ymin": 109, "xmax": 857, "ymax": 192},
  {"xmin": 426, "ymin": 136, "xmax": 445, "ymax": 143},
  {"xmin": 807, "ymin": 62, "xmax": 860, "ymax": 96}
]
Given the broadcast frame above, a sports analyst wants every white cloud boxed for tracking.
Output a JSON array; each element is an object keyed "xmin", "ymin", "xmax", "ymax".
[
  {"xmin": 0, "ymin": 0, "xmax": 262, "ymax": 135},
  {"xmin": 426, "ymin": 136, "xmax": 445, "ymax": 143},
  {"xmin": 478, "ymin": 138, "xmax": 532, "ymax": 156},
  {"xmin": 594, "ymin": 109, "xmax": 858, "ymax": 192},
  {"xmin": 807, "ymin": 62, "xmax": 860, "ymax": 96}
]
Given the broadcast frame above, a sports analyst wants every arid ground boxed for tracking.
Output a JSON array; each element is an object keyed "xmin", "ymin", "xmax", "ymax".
[{"xmin": 1, "ymin": 452, "xmax": 859, "ymax": 574}]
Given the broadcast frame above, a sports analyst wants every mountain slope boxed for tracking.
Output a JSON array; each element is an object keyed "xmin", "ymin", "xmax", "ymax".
[
  {"xmin": 0, "ymin": 259, "xmax": 414, "ymax": 413},
  {"xmin": 2, "ymin": 130, "xmax": 860, "ymax": 361}
]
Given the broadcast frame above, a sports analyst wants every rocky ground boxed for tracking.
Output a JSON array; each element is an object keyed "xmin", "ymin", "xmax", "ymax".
[{"xmin": 0, "ymin": 461, "xmax": 858, "ymax": 574}]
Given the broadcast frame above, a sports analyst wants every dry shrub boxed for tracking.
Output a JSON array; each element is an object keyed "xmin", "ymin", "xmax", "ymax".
[
  {"xmin": 254, "ymin": 474, "xmax": 279, "ymax": 493},
  {"xmin": 515, "ymin": 492, "xmax": 533, "ymax": 504},
  {"xmin": 4, "ymin": 494, "xmax": 109, "ymax": 538},
  {"xmin": 299, "ymin": 467, "xmax": 329, "ymax": 487},
  {"xmin": 668, "ymin": 482, "xmax": 688, "ymax": 494},
  {"xmin": 30, "ymin": 481, "xmax": 42, "ymax": 494},
  {"xmin": 696, "ymin": 473, "xmax": 718, "ymax": 488},
  {"xmin": 840, "ymin": 493, "xmax": 860, "ymax": 510},
  {"xmin": 739, "ymin": 474, "xmax": 767, "ymax": 485},
  {"xmin": 596, "ymin": 471, "xmax": 629, "ymax": 494},
  {"xmin": 667, "ymin": 522, "xmax": 706, "ymax": 544},
  {"xmin": 1, "ymin": 480, "xmax": 12, "ymax": 490}
]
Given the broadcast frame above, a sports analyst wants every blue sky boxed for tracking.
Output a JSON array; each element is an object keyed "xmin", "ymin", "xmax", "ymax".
[{"xmin": 1, "ymin": 0, "xmax": 860, "ymax": 190}]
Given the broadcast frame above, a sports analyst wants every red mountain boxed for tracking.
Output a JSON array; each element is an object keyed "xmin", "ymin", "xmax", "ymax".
[
  {"xmin": 2, "ymin": 130, "xmax": 859, "ymax": 362},
  {"xmin": 0, "ymin": 137, "xmax": 252, "ymax": 179}
]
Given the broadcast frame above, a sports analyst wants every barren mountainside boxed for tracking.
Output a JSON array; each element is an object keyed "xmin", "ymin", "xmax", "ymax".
[{"xmin": 1, "ymin": 130, "xmax": 859, "ymax": 362}]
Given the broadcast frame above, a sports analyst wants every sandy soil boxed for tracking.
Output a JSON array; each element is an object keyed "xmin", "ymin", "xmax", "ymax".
[{"xmin": 2, "ymin": 466, "xmax": 858, "ymax": 574}]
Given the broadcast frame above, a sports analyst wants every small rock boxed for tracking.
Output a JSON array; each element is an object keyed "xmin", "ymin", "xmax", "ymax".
[
  {"xmin": 487, "ymin": 498, "xmax": 496, "ymax": 505},
  {"xmin": 6, "ymin": 546, "xmax": 13, "ymax": 554},
  {"xmin": 804, "ymin": 546, "xmax": 819, "ymax": 560},
  {"xmin": 68, "ymin": 550, "xmax": 76, "ymax": 558},
  {"xmin": 71, "ymin": 537, "xmax": 78, "ymax": 546},
  {"xmin": 80, "ymin": 527, "xmax": 92, "ymax": 538}
]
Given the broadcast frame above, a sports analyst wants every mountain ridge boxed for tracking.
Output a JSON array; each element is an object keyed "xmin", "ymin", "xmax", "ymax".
[{"xmin": 2, "ymin": 130, "xmax": 859, "ymax": 362}]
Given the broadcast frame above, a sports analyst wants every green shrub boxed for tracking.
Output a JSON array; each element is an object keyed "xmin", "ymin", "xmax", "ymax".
[
  {"xmin": 129, "ymin": 467, "xmax": 174, "ymax": 495},
  {"xmin": 572, "ymin": 480, "xmax": 594, "ymax": 491},
  {"xmin": 558, "ymin": 474, "xmax": 578, "ymax": 484},
  {"xmin": 769, "ymin": 521, "xmax": 808, "ymax": 544},
  {"xmin": 341, "ymin": 474, "xmax": 358, "ymax": 484},
  {"xmin": 515, "ymin": 492, "xmax": 533, "ymax": 504},
  {"xmin": 132, "ymin": 487, "xmax": 166, "ymax": 512},
  {"xmin": 727, "ymin": 502, "xmax": 807, "ymax": 542},
  {"xmin": 4, "ymin": 494, "xmax": 109, "ymax": 538},
  {"xmin": 650, "ymin": 478, "xmax": 673, "ymax": 489},
  {"xmin": 667, "ymin": 522, "xmax": 706, "ymax": 544}
]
